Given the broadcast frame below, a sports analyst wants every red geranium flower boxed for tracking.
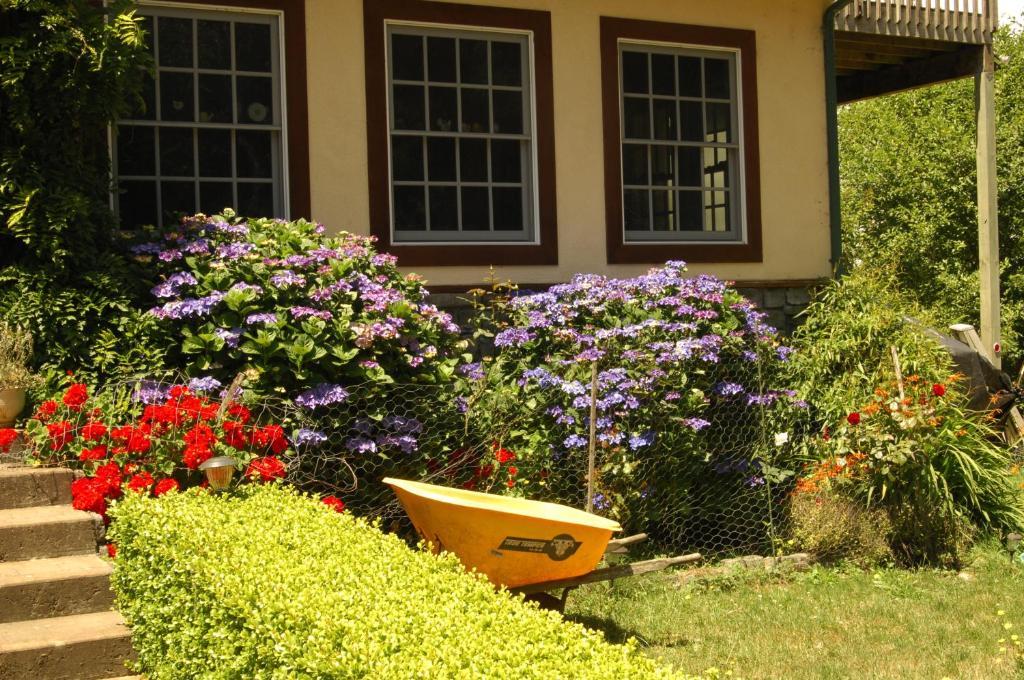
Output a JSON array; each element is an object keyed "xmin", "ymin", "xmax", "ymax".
[
  {"xmin": 80, "ymin": 421, "xmax": 108, "ymax": 441},
  {"xmin": 183, "ymin": 444, "xmax": 213, "ymax": 470},
  {"xmin": 0, "ymin": 428, "xmax": 18, "ymax": 453},
  {"xmin": 62, "ymin": 383, "xmax": 89, "ymax": 410},
  {"xmin": 106, "ymin": 543, "xmax": 117, "ymax": 558},
  {"xmin": 78, "ymin": 445, "xmax": 108, "ymax": 462},
  {"xmin": 322, "ymin": 495, "xmax": 345, "ymax": 513},
  {"xmin": 475, "ymin": 464, "xmax": 495, "ymax": 478},
  {"xmin": 94, "ymin": 462, "xmax": 123, "ymax": 499},
  {"xmin": 168, "ymin": 385, "xmax": 190, "ymax": 399},
  {"xmin": 126, "ymin": 472, "xmax": 155, "ymax": 493},
  {"xmin": 35, "ymin": 400, "xmax": 58, "ymax": 420},
  {"xmin": 153, "ymin": 478, "xmax": 180, "ymax": 497},
  {"xmin": 183, "ymin": 422, "xmax": 217, "ymax": 448},
  {"xmin": 507, "ymin": 465, "xmax": 518, "ymax": 477},
  {"xmin": 495, "ymin": 448, "xmax": 516, "ymax": 464},
  {"xmin": 932, "ymin": 383, "xmax": 946, "ymax": 397},
  {"xmin": 251, "ymin": 424, "xmax": 288, "ymax": 454},
  {"xmin": 110, "ymin": 424, "xmax": 152, "ymax": 454},
  {"xmin": 46, "ymin": 421, "xmax": 74, "ymax": 450},
  {"xmin": 246, "ymin": 455, "xmax": 286, "ymax": 482},
  {"xmin": 846, "ymin": 412, "xmax": 861, "ymax": 426},
  {"xmin": 71, "ymin": 477, "xmax": 108, "ymax": 517},
  {"xmin": 506, "ymin": 478, "xmax": 516, "ymax": 488},
  {"xmin": 221, "ymin": 420, "xmax": 248, "ymax": 449},
  {"xmin": 227, "ymin": 403, "xmax": 252, "ymax": 424}
]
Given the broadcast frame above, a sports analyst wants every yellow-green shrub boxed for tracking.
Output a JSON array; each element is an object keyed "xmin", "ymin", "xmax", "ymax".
[
  {"xmin": 788, "ymin": 492, "xmax": 892, "ymax": 567},
  {"xmin": 109, "ymin": 484, "xmax": 676, "ymax": 679}
]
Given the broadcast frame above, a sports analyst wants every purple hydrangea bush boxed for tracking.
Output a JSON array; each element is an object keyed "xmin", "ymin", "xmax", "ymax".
[
  {"xmin": 472, "ymin": 261, "xmax": 804, "ymax": 546},
  {"xmin": 133, "ymin": 211, "xmax": 468, "ymax": 401}
]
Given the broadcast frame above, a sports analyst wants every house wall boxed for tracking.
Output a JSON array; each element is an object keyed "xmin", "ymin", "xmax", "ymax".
[{"xmin": 303, "ymin": 0, "xmax": 831, "ymax": 287}]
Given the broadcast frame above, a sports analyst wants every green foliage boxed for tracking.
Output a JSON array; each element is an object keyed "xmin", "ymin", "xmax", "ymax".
[
  {"xmin": 787, "ymin": 491, "xmax": 892, "ymax": 567},
  {"xmin": 109, "ymin": 484, "xmax": 674, "ymax": 679},
  {"xmin": 838, "ymin": 24, "xmax": 1024, "ymax": 365},
  {"xmin": 0, "ymin": 0, "xmax": 163, "ymax": 378},
  {"xmin": 788, "ymin": 268, "xmax": 952, "ymax": 425},
  {"xmin": 137, "ymin": 212, "xmax": 468, "ymax": 397}
]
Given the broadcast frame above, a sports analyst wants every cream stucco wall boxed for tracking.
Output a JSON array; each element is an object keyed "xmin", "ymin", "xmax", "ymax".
[{"xmin": 304, "ymin": 0, "xmax": 831, "ymax": 287}]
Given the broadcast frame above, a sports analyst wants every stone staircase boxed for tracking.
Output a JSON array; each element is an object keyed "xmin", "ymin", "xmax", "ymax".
[{"xmin": 0, "ymin": 464, "xmax": 137, "ymax": 679}]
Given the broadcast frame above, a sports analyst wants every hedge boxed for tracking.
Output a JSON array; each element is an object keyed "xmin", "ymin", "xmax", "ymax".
[{"xmin": 109, "ymin": 484, "xmax": 679, "ymax": 678}]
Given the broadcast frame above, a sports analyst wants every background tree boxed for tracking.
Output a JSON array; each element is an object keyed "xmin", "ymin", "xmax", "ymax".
[{"xmin": 839, "ymin": 20, "xmax": 1024, "ymax": 367}]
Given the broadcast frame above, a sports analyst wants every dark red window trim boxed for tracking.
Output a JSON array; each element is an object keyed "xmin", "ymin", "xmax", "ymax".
[
  {"xmin": 600, "ymin": 17, "xmax": 762, "ymax": 264},
  {"xmin": 152, "ymin": 0, "xmax": 311, "ymax": 220},
  {"xmin": 363, "ymin": 0, "xmax": 558, "ymax": 267}
]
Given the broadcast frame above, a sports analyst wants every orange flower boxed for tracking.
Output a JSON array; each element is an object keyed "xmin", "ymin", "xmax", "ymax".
[{"xmin": 863, "ymin": 402, "xmax": 881, "ymax": 416}]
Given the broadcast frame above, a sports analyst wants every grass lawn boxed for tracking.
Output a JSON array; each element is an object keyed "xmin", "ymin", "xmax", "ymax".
[{"xmin": 566, "ymin": 540, "xmax": 1024, "ymax": 679}]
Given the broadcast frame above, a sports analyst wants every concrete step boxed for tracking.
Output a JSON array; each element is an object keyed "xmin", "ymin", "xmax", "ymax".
[
  {"xmin": 0, "ymin": 505, "xmax": 100, "ymax": 562},
  {"xmin": 0, "ymin": 554, "xmax": 114, "ymax": 623},
  {"xmin": 0, "ymin": 466, "xmax": 74, "ymax": 510},
  {"xmin": 0, "ymin": 610, "xmax": 133, "ymax": 680}
]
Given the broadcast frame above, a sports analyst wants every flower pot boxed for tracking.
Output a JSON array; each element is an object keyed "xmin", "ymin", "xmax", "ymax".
[{"xmin": 0, "ymin": 387, "xmax": 27, "ymax": 426}]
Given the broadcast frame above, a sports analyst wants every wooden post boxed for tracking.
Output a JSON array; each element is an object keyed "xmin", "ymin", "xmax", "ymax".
[
  {"xmin": 976, "ymin": 43, "xmax": 1001, "ymax": 368},
  {"xmin": 585, "ymin": 362, "xmax": 598, "ymax": 513}
]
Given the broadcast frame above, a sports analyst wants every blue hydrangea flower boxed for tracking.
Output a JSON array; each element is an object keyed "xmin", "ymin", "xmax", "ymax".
[
  {"xmin": 295, "ymin": 384, "xmax": 349, "ymax": 410},
  {"xmin": 293, "ymin": 428, "xmax": 328, "ymax": 448},
  {"xmin": 188, "ymin": 376, "xmax": 222, "ymax": 393}
]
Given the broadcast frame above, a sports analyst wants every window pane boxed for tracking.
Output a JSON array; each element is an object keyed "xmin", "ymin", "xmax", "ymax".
[
  {"xmin": 159, "ymin": 127, "xmax": 195, "ymax": 177},
  {"xmin": 705, "ymin": 58, "xmax": 731, "ymax": 99},
  {"xmin": 651, "ymin": 146, "xmax": 676, "ymax": 187},
  {"xmin": 392, "ymin": 34, "xmax": 424, "ymax": 81},
  {"xmin": 392, "ymin": 85, "xmax": 425, "ymax": 130},
  {"xmin": 198, "ymin": 129, "xmax": 232, "ymax": 177},
  {"xmin": 427, "ymin": 37, "xmax": 456, "ymax": 82},
  {"xmin": 200, "ymin": 182, "xmax": 234, "ymax": 216},
  {"xmin": 237, "ymin": 76, "xmax": 273, "ymax": 124},
  {"xmin": 199, "ymin": 74, "xmax": 232, "ymax": 123},
  {"xmin": 623, "ymin": 189, "xmax": 650, "ymax": 230},
  {"xmin": 491, "ymin": 41, "xmax": 522, "ymax": 86},
  {"xmin": 703, "ymin": 147, "xmax": 729, "ymax": 188},
  {"xmin": 623, "ymin": 98, "xmax": 650, "ymax": 139},
  {"xmin": 118, "ymin": 180, "xmax": 158, "ymax": 229},
  {"xmin": 705, "ymin": 190, "xmax": 730, "ymax": 231},
  {"xmin": 651, "ymin": 53, "xmax": 675, "ymax": 96},
  {"xmin": 161, "ymin": 181, "xmax": 196, "ymax": 224},
  {"xmin": 133, "ymin": 74, "xmax": 156, "ymax": 120},
  {"xmin": 141, "ymin": 16, "xmax": 155, "ymax": 56},
  {"xmin": 678, "ymin": 147, "xmax": 701, "ymax": 188},
  {"xmin": 460, "ymin": 88, "xmax": 489, "ymax": 133},
  {"xmin": 235, "ymin": 23, "xmax": 272, "ymax": 72},
  {"xmin": 392, "ymin": 136, "xmax": 423, "ymax": 181},
  {"xmin": 428, "ymin": 86, "xmax": 457, "ymax": 132},
  {"xmin": 427, "ymin": 137, "xmax": 456, "ymax": 181},
  {"xmin": 622, "ymin": 52, "xmax": 648, "ymax": 94},
  {"xmin": 394, "ymin": 186, "xmax": 426, "ymax": 229},
  {"xmin": 680, "ymin": 101, "xmax": 702, "ymax": 142},
  {"xmin": 460, "ymin": 39, "xmax": 488, "ymax": 84},
  {"xmin": 459, "ymin": 139, "xmax": 487, "ymax": 182},
  {"xmin": 652, "ymin": 191, "xmax": 675, "ymax": 231},
  {"xmin": 429, "ymin": 186, "xmax": 458, "ymax": 231},
  {"xmin": 237, "ymin": 182, "xmax": 274, "ymax": 217},
  {"xmin": 678, "ymin": 191, "xmax": 702, "ymax": 230},
  {"xmin": 236, "ymin": 130, "xmax": 273, "ymax": 178},
  {"xmin": 492, "ymin": 187, "xmax": 523, "ymax": 231},
  {"xmin": 705, "ymin": 102, "xmax": 732, "ymax": 143},
  {"xmin": 652, "ymin": 99, "xmax": 676, "ymax": 141},
  {"xmin": 490, "ymin": 140, "xmax": 521, "ymax": 183},
  {"xmin": 622, "ymin": 144, "xmax": 648, "ymax": 186},
  {"xmin": 117, "ymin": 126, "xmax": 155, "ymax": 176},
  {"xmin": 461, "ymin": 187, "xmax": 489, "ymax": 230},
  {"xmin": 678, "ymin": 56, "xmax": 701, "ymax": 97},
  {"xmin": 492, "ymin": 91, "xmax": 522, "ymax": 135},
  {"xmin": 158, "ymin": 17, "xmax": 192, "ymax": 67},
  {"xmin": 198, "ymin": 20, "xmax": 231, "ymax": 70},
  {"xmin": 160, "ymin": 72, "xmax": 194, "ymax": 122}
]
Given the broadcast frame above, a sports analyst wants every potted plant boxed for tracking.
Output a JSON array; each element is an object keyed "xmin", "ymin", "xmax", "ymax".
[{"xmin": 0, "ymin": 323, "xmax": 37, "ymax": 425}]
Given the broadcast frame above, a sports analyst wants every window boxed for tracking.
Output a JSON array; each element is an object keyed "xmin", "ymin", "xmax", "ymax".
[
  {"xmin": 388, "ymin": 26, "xmax": 534, "ymax": 242},
  {"xmin": 365, "ymin": 0, "xmax": 557, "ymax": 267},
  {"xmin": 114, "ymin": 5, "xmax": 287, "ymax": 229},
  {"xmin": 601, "ymin": 18, "xmax": 762, "ymax": 264}
]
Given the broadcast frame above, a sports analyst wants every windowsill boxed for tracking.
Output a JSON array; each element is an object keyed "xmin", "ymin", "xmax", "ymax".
[{"xmin": 608, "ymin": 239, "xmax": 762, "ymax": 264}]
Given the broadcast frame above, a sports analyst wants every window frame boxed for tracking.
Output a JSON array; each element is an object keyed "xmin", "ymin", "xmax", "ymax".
[
  {"xmin": 385, "ymin": 23, "xmax": 537, "ymax": 243},
  {"xmin": 112, "ymin": 0, "xmax": 309, "ymax": 226},
  {"xmin": 364, "ymin": 0, "xmax": 558, "ymax": 267},
  {"xmin": 601, "ymin": 17, "xmax": 762, "ymax": 264}
]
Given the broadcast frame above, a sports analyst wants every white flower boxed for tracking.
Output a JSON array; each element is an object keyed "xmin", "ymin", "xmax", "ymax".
[{"xmin": 774, "ymin": 432, "xmax": 790, "ymax": 447}]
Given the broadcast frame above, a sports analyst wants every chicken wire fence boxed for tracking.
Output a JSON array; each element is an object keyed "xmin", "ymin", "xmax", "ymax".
[{"xmin": 286, "ymin": 361, "xmax": 814, "ymax": 560}]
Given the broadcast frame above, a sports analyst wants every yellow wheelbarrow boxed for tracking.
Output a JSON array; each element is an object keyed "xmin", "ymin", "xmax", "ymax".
[{"xmin": 384, "ymin": 478, "xmax": 701, "ymax": 611}]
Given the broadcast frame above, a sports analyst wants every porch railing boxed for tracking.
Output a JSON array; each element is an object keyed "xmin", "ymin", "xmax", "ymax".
[{"xmin": 835, "ymin": 0, "xmax": 998, "ymax": 44}]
